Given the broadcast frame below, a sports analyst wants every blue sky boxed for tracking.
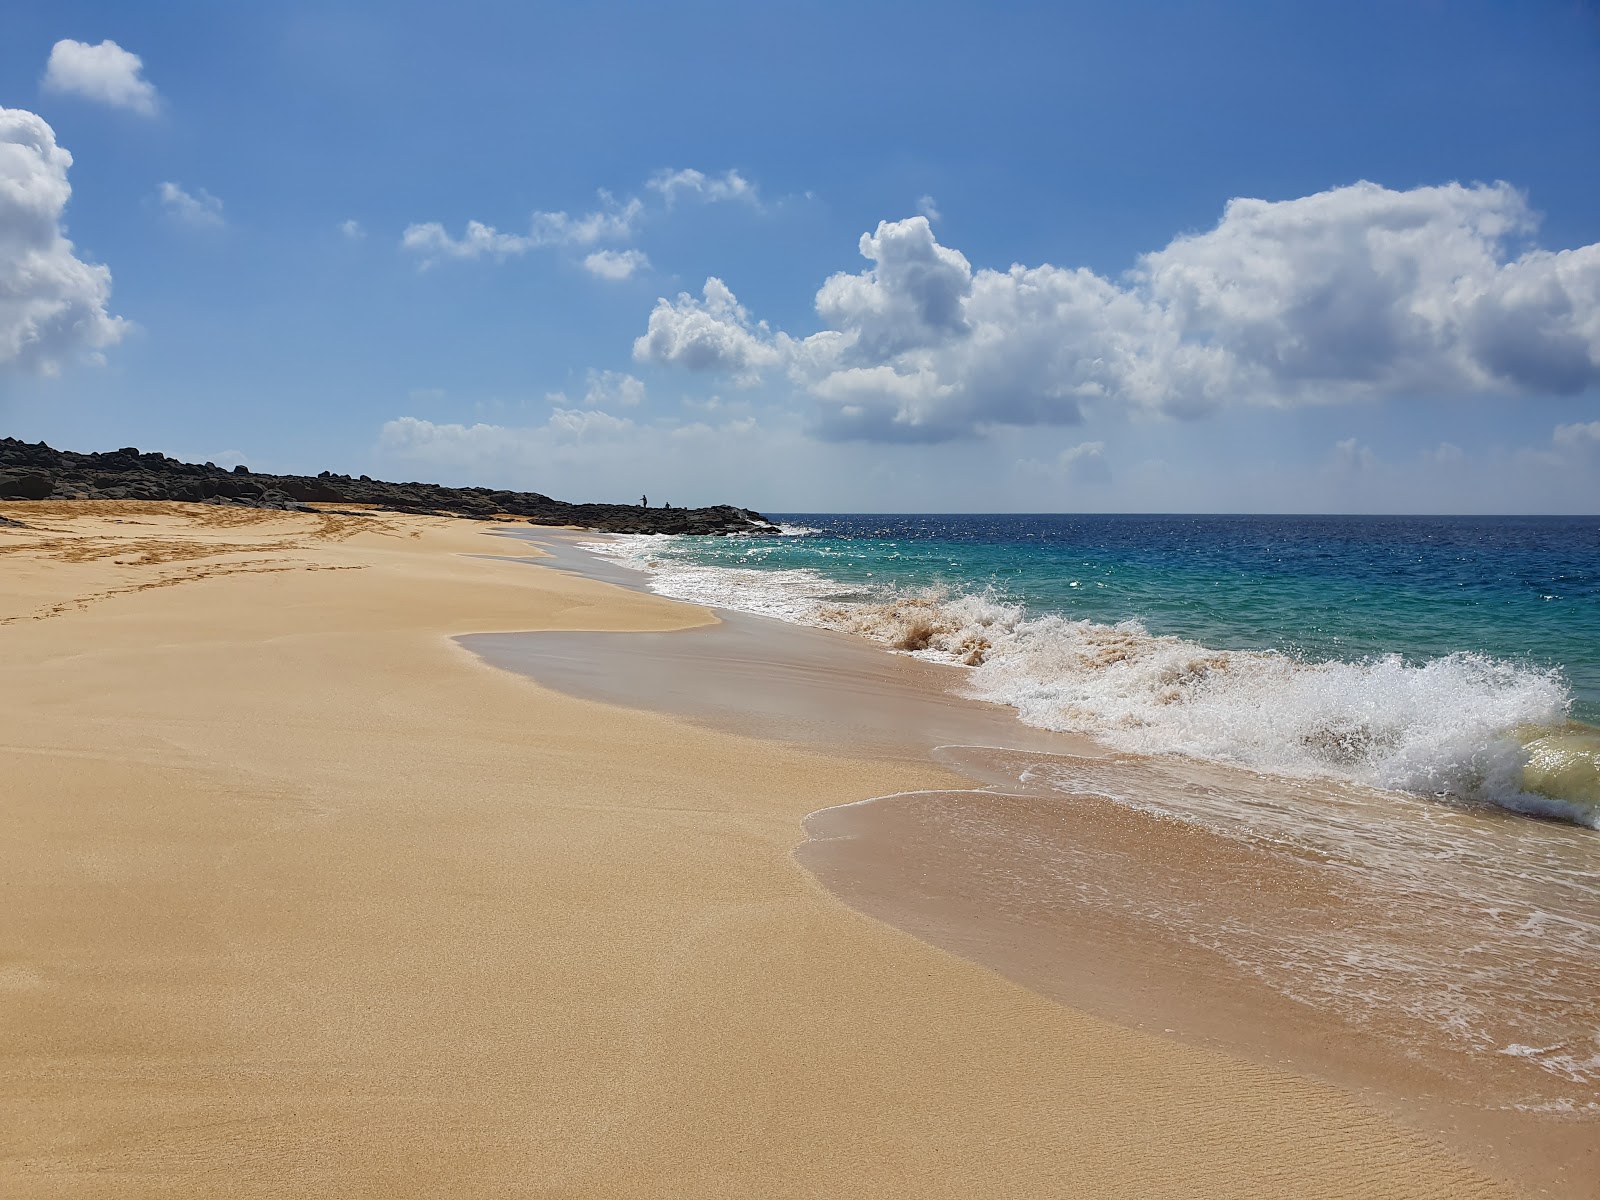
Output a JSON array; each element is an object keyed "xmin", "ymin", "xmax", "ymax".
[{"xmin": 2, "ymin": 0, "xmax": 1598, "ymax": 512}]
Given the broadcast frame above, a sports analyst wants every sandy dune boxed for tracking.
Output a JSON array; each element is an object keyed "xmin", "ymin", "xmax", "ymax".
[{"xmin": 0, "ymin": 503, "xmax": 1512, "ymax": 1197}]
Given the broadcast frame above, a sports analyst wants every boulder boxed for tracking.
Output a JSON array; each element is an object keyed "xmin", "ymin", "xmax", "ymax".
[{"xmin": 0, "ymin": 473, "xmax": 54, "ymax": 500}]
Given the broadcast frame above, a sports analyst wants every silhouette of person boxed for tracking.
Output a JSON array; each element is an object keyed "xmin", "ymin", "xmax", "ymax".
[{"xmin": 640, "ymin": 494, "xmax": 648, "ymax": 507}]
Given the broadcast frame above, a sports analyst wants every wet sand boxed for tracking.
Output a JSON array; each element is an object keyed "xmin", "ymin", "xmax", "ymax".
[
  {"xmin": 472, "ymin": 531, "xmax": 1599, "ymax": 1199},
  {"xmin": 0, "ymin": 505, "xmax": 1528, "ymax": 1198}
]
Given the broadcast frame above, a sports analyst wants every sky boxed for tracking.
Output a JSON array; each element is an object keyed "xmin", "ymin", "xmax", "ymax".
[{"xmin": 2, "ymin": 0, "xmax": 1598, "ymax": 513}]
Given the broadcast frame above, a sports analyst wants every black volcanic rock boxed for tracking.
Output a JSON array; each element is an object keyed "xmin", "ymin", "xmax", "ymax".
[
  {"xmin": 0, "ymin": 472, "xmax": 54, "ymax": 500},
  {"xmin": 0, "ymin": 438, "xmax": 780, "ymax": 536}
]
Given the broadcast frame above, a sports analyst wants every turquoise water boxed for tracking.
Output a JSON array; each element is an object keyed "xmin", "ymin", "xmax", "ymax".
[
  {"xmin": 692, "ymin": 515, "xmax": 1599, "ymax": 718},
  {"xmin": 591, "ymin": 514, "xmax": 1600, "ymax": 824}
]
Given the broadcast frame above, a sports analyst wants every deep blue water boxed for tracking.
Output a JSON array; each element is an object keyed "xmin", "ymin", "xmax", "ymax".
[{"xmin": 733, "ymin": 514, "xmax": 1600, "ymax": 721}]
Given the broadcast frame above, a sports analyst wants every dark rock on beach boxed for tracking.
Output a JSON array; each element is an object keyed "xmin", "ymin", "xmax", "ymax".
[
  {"xmin": 0, "ymin": 473, "xmax": 54, "ymax": 500},
  {"xmin": 0, "ymin": 437, "xmax": 780, "ymax": 536}
]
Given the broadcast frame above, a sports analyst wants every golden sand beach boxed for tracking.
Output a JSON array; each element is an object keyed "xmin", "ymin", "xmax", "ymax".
[{"xmin": 0, "ymin": 502, "xmax": 1525, "ymax": 1197}]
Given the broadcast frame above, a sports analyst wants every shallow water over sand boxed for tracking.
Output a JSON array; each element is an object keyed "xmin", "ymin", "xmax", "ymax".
[
  {"xmin": 472, "ymin": 532, "xmax": 1600, "ymax": 1196},
  {"xmin": 908, "ymin": 744, "xmax": 1600, "ymax": 1107}
]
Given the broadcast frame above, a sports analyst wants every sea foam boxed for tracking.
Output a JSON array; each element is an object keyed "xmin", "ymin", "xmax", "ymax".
[{"xmin": 583, "ymin": 536, "xmax": 1594, "ymax": 827}]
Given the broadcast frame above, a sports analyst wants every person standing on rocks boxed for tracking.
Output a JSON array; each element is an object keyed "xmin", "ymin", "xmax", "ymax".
[{"xmin": 640, "ymin": 494, "xmax": 648, "ymax": 507}]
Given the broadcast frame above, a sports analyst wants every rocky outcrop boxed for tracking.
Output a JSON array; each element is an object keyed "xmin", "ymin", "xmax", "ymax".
[{"xmin": 0, "ymin": 438, "xmax": 780, "ymax": 536}]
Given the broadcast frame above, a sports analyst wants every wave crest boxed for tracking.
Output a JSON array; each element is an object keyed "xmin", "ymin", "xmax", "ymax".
[{"xmin": 582, "ymin": 535, "xmax": 1592, "ymax": 826}]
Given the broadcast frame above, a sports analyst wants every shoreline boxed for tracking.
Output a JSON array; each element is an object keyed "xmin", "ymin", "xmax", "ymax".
[
  {"xmin": 488, "ymin": 529, "xmax": 1598, "ymax": 1198},
  {"xmin": 0, "ymin": 502, "xmax": 1529, "ymax": 1197},
  {"xmin": 582, "ymin": 521, "xmax": 1600, "ymax": 831}
]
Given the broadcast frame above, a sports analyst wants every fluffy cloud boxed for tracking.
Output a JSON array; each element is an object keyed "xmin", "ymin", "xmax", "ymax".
[
  {"xmin": 405, "ymin": 168, "xmax": 756, "ymax": 269},
  {"xmin": 402, "ymin": 194, "xmax": 643, "ymax": 265},
  {"xmin": 0, "ymin": 108, "xmax": 125, "ymax": 374},
  {"xmin": 42, "ymin": 39, "xmax": 159, "ymax": 116},
  {"xmin": 816, "ymin": 217, "xmax": 975, "ymax": 356},
  {"xmin": 917, "ymin": 194, "xmax": 941, "ymax": 222},
  {"xmin": 339, "ymin": 218, "xmax": 365, "ymax": 240},
  {"xmin": 583, "ymin": 248, "xmax": 649, "ymax": 280},
  {"xmin": 633, "ymin": 278, "xmax": 787, "ymax": 382},
  {"xmin": 402, "ymin": 219, "xmax": 523, "ymax": 261},
  {"xmin": 530, "ymin": 195, "xmax": 643, "ymax": 245},
  {"xmin": 647, "ymin": 168, "xmax": 757, "ymax": 207},
  {"xmin": 1134, "ymin": 181, "xmax": 1599, "ymax": 398},
  {"xmin": 636, "ymin": 182, "xmax": 1600, "ymax": 442},
  {"xmin": 158, "ymin": 181, "xmax": 224, "ymax": 229}
]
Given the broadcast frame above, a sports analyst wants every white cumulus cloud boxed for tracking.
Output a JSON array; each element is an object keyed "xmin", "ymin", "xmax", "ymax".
[
  {"xmin": 403, "ymin": 169, "xmax": 760, "ymax": 270},
  {"xmin": 158, "ymin": 181, "xmax": 224, "ymax": 229},
  {"xmin": 583, "ymin": 248, "xmax": 648, "ymax": 280},
  {"xmin": 816, "ymin": 217, "xmax": 975, "ymax": 357},
  {"xmin": 42, "ymin": 39, "xmax": 159, "ymax": 116},
  {"xmin": 636, "ymin": 182, "xmax": 1600, "ymax": 442},
  {"xmin": 530, "ymin": 193, "xmax": 643, "ymax": 245},
  {"xmin": 401, "ymin": 193, "xmax": 643, "ymax": 266},
  {"xmin": 401, "ymin": 218, "xmax": 528, "ymax": 262},
  {"xmin": 1134, "ymin": 181, "xmax": 1599, "ymax": 398},
  {"xmin": 647, "ymin": 168, "xmax": 758, "ymax": 207},
  {"xmin": 339, "ymin": 218, "xmax": 365, "ymax": 240},
  {"xmin": 0, "ymin": 108, "xmax": 125, "ymax": 374},
  {"xmin": 633, "ymin": 277, "xmax": 787, "ymax": 383}
]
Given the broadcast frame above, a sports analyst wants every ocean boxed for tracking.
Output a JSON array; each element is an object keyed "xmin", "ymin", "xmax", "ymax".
[
  {"xmin": 564, "ymin": 514, "xmax": 1600, "ymax": 1117},
  {"xmin": 587, "ymin": 513, "xmax": 1600, "ymax": 828}
]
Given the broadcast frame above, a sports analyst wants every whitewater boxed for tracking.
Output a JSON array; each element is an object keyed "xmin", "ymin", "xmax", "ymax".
[
  {"xmin": 516, "ymin": 515, "xmax": 1600, "ymax": 1108},
  {"xmin": 582, "ymin": 514, "xmax": 1600, "ymax": 829}
]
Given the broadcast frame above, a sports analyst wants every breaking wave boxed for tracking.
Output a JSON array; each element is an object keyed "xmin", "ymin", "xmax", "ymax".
[{"xmin": 583, "ymin": 537, "xmax": 1595, "ymax": 827}]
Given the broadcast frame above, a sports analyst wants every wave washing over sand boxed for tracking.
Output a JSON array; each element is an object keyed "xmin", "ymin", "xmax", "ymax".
[
  {"xmin": 583, "ymin": 534, "xmax": 1598, "ymax": 828},
  {"xmin": 925, "ymin": 742, "xmax": 1600, "ymax": 1101}
]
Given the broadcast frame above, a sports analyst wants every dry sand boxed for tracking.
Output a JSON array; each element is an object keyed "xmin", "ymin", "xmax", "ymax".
[{"xmin": 0, "ymin": 502, "xmax": 1516, "ymax": 1197}]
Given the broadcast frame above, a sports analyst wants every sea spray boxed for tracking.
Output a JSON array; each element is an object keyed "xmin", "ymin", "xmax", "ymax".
[{"xmin": 964, "ymin": 618, "xmax": 1571, "ymax": 805}]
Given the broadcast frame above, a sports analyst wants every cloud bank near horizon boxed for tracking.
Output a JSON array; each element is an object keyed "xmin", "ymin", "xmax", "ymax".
[{"xmin": 634, "ymin": 181, "xmax": 1600, "ymax": 442}]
